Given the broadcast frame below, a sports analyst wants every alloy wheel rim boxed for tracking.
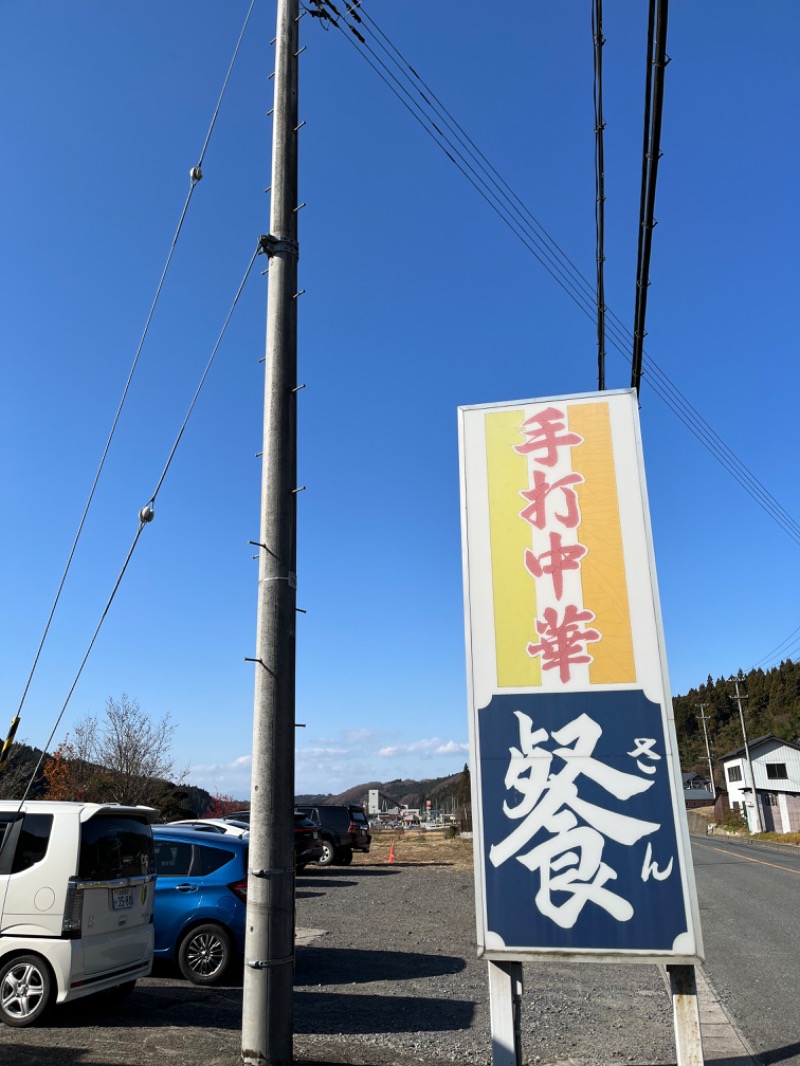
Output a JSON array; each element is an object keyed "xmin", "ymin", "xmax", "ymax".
[
  {"xmin": 187, "ymin": 934, "xmax": 224, "ymax": 976},
  {"xmin": 2, "ymin": 963, "xmax": 44, "ymax": 1019}
]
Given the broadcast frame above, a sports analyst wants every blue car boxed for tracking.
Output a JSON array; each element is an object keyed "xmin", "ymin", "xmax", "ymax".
[{"xmin": 152, "ymin": 826, "xmax": 247, "ymax": 985}]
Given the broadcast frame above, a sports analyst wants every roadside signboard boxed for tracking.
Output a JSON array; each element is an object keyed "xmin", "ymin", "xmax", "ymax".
[{"xmin": 459, "ymin": 389, "xmax": 703, "ymax": 964}]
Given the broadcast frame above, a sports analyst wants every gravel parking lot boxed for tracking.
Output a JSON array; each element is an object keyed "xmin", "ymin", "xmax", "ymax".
[{"xmin": 0, "ymin": 836, "xmax": 680, "ymax": 1066}]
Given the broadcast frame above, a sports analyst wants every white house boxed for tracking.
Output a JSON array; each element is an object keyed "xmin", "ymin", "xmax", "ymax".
[{"xmin": 720, "ymin": 734, "xmax": 800, "ymax": 833}]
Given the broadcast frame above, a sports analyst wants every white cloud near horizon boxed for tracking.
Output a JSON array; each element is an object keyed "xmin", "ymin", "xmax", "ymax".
[
  {"xmin": 377, "ymin": 737, "xmax": 469, "ymax": 758},
  {"xmin": 187, "ymin": 732, "xmax": 469, "ymax": 798}
]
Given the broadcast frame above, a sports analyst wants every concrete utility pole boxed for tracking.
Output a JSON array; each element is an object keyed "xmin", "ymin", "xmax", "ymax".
[
  {"xmin": 694, "ymin": 703, "xmax": 716, "ymax": 800},
  {"xmin": 242, "ymin": 1, "xmax": 300, "ymax": 1063},
  {"xmin": 729, "ymin": 677, "xmax": 762, "ymax": 834}
]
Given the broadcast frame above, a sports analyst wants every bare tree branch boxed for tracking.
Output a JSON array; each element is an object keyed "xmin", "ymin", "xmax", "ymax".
[{"xmin": 44, "ymin": 695, "xmax": 184, "ymax": 809}]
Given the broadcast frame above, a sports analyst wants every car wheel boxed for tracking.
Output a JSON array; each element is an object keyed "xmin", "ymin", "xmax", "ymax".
[
  {"xmin": 0, "ymin": 954, "xmax": 53, "ymax": 1028},
  {"xmin": 178, "ymin": 923, "xmax": 234, "ymax": 985},
  {"xmin": 315, "ymin": 839, "xmax": 336, "ymax": 867},
  {"xmin": 336, "ymin": 847, "xmax": 353, "ymax": 866}
]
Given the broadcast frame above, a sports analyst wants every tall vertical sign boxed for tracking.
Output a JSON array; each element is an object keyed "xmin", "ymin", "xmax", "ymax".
[{"xmin": 459, "ymin": 390, "xmax": 702, "ymax": 965}]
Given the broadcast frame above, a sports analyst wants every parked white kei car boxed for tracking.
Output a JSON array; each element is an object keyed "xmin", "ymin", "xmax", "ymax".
[{"xmin": 0, "ymin": 801, "xmax": 157, "ymax": 1027}]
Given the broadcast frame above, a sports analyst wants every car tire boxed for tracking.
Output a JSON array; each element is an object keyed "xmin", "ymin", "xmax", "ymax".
[
  {"xmin": 336, "ymin": 847, "xmax": 353, "ymax": 866},
  {"xmin": 315, "ymin": 838, "xmax": 336, "ymax": 867},
  {"xmin": 0, "ymin": 954, "xmax": 53, "ymax": 1028},
  {"xmin": 178, "ymin": 923, "xmax": 235, "ymax": 985}
]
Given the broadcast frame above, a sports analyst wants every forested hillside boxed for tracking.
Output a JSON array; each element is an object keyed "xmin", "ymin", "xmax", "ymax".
[
  {"xmin": 0, "ymin": 742, "xmax": 47, "ymax": 800},
  {"xmin": 298, "ymin": 765, "xmax": 471, "ymax": 813},
  {"xmin": 673, "ymin": 658, "xmax": 800, "ymax": 782}
]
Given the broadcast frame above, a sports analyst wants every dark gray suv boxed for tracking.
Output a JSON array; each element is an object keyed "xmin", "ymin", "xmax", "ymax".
[{"xmin": 294, "ymin": 804, "xmax": 371, "ymax": 867}]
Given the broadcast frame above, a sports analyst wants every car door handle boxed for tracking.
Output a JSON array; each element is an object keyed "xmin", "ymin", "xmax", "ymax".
[{"xmin": 176, "ymin": 883, "xmax": 199, "ymax": 892}]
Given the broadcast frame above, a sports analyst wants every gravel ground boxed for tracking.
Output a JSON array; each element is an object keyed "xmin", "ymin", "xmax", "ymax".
[
  {"xmin": 0, "ymin": 842, "xmax": 681, "ymax": 1066},
  {"xmin": 292, "ymin": 849, "xmax": 678, "ymax": 1066}
]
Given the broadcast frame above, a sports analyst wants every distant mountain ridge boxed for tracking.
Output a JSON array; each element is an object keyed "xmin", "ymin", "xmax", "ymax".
[{"xmin": 296, "ymin": 769, "xmax": 467, "ymax": 811}]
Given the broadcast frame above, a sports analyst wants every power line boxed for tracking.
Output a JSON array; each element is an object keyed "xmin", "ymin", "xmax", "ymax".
[
  {"xmin": 631, "ymin": 1, "xmax": 656, "ymax": 393},
  {"xmin": 592, "ymin": 0, "xmax": 607, "ymax": 390},
  {"xmin": 631, "ymin": 0, "xmax": 669, "ymax": 394},
  {"xmin": 19, "ymin": 522, "xmax": 148, "ymax": 806},
  {"xmin": 310, "ymin": 1, "xmax": 800, "ymax": 549},
  {"xmin": 751, "ymin": 625, "xmax": 800, "ymax": 672},
  {"xmin": 19, "ymin": 246, "xmax": 261, "ymax": 803},
  {"xmin": 197, "ymin": 0, "xmax": 257, "ymax": 171},
  {"xmin": 8, "ymin": 1, "xmax": 257, "ymax": 733},
  {"xmin": 147, "ymin": 245, "xmax": 260, "ymax": 507}
]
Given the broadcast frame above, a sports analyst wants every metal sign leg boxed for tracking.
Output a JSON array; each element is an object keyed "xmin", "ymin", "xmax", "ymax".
[
  {"xmin": 488, "ymin": 960, "xmax": 523, "ymax": 1066},
  {"xmin": 667, "ymin": 964, "xmax": 705, "ymax": 1066}
]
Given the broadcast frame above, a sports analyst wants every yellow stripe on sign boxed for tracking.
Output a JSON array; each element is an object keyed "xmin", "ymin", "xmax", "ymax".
[
  {"xmin": 485, "ymin": 410, "xmax": 541, "ymax": 688},
  {"xmin": 567, "ymin": 402, "xmax": 635, "ymax": 684}
]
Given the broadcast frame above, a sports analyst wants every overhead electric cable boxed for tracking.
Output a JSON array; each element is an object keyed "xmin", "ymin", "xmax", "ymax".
[
  {"xmin": 7, "ymin": 0, "xmax": 256, "ymax": 737},
  {"xmin": 19, "ymin": 247, "xmax": 260, "ymax": 805},
  {"xmin": 310, "ymin": 2, "xmax": 800, "ymax": 548},
  {"xmin": 344, "ymin": 2, "xmax": 799, "ymax": 544},
  {"xmin": 147, "ymin": 246, "xmax": 260, "ymax": 506},
  {"xmin": 18, "ymin": 524, "xmax": 148, "ymax": 806},
  {"xmin": 632, "ymin": 0, "xmax": 656, "ymax": 392},
  {"xmin": 592, "ymin": 0, "xmax": 607, "ymax": 390},
  {"xmin": 312, "ymin": 4, "xmax": 604, "ymax": 321},
  {"xmin": 631, "ymin": 0, "xmax": 669, "ymax": 393},
  {"xmin": 197, "ymin": 0, "xmax": 257, "ymax": 171},
  {"xmin": 345, "ymin": 2, "xmax": 607, "ymax": 320},
  {"xmin": 751, "ymin": 624, "xmax": 800, "ymax": 672}
]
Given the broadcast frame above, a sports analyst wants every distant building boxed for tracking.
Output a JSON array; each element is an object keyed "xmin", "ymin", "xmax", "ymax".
[
  {"xmin": 720, "ymin": 734, "xmax": 800, "ymax": 833},
  {"xmin": 679, "ymin": 771, "xmax": 714, "ymax": 809},
  {"xmin": 683, "ymin": 788, "xmax": 715, "ymax": 809},
  {"xmin": 365, "ymin": 789, "xmax": 404, "ymax": 816},
  {"xmin": 682, "ymin": 771, "xmax": 711, "ymax": 791}
]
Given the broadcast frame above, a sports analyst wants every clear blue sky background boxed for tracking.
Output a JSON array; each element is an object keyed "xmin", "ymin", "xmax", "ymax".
[{"xmin": 2, "ymin": 2, "xmax": 798, "ymax": 801}]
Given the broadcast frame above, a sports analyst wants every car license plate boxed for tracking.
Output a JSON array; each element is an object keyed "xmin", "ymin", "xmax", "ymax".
[{"xmin": 112, "ymin": 887, "xmax": 134, "ymax": 911}]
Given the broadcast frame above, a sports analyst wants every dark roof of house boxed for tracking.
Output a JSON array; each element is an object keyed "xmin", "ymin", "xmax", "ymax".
[
  {"xmin": 683, "ymin": 788, "xmax": 714, "ymax": 801},
  {"xmin": 719, "ymin": 733, "xmax": 800, "ymax": 762}
]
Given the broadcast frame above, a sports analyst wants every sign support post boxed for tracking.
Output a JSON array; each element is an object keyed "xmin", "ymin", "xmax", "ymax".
[
  {"xmin": 668, "ymin": 964, "xmax": 704, "ymax": 1066},
  {"xmin": 488, "ymin": 961, "xmax": 523, "ymax": 1066}
]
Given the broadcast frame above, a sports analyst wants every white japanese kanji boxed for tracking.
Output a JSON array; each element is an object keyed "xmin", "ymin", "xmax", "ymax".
[{"xmin": 489, "ymin": 711, "xmax": 673, "ymax": 928}]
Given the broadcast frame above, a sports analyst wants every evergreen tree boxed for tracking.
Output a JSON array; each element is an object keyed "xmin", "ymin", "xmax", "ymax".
[{"xmin": 673, "ymin": 659, "xmax": 800, "ymax": 784}]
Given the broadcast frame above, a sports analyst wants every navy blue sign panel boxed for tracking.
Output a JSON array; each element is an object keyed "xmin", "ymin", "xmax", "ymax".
[{"xmin": 479, "ymin": 690, "xmax": 688, "ymax": 953}]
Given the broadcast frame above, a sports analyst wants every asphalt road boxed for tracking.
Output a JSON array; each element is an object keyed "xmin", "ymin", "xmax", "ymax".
[{"xmin": 691, "ymin": 835, "xmax": 800, "ymax": 1066}]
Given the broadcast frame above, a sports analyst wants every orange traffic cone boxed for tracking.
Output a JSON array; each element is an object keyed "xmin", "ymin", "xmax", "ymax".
[{"xmin": 388, "ymin": 842, "xmax": 396, "ymax": 864}]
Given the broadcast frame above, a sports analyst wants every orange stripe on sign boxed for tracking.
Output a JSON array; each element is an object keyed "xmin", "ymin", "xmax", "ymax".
[
  {"xmin": 567, "ymin": 402, "xmax": 635, "ymax": 684},
  {"xmin": 485, "ymin": 410, "xmax": 541, "ymax": 688}
]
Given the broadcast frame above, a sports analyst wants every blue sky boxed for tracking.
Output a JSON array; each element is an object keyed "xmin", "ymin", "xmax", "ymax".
[{"xmin": 1, "ymin": 2, "xmax": 798, "ymax": 801}]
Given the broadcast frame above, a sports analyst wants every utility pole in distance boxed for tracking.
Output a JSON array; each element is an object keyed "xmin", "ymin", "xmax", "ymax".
[
  {"xmin": 694, "ymin": 703, "xmax": 716, "ymax": 800},
  {"xmin": 242, "ymin": 1, "xmax": 300, "ymax": 1063},
  {"xmin": 729, "ymin": 677, "xmax": 763, "ymax": 834}
]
